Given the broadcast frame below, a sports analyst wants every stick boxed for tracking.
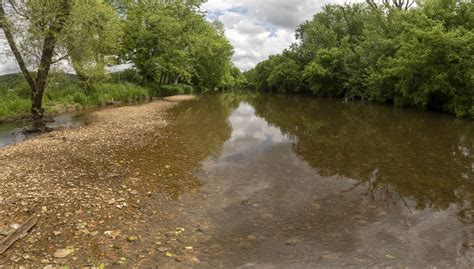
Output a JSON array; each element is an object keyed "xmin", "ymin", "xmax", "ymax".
[{"xmin": 0, "ymin": 216, "xmax": 38, "ymax": 255}]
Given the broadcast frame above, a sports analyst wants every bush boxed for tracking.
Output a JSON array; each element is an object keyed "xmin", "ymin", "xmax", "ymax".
[
  {"xmin": 0, "ymin": 71, "xmax": 195, "ymax": 120},
  {"xmin": 91, "ymin": 82, "xmax": 149, "ymax": 104},
  {"xmin": 0, "ymin": 93, "xmax": 31, "ymax": 119},
  {"xmin": 159, "ymin": 84, "xmax": 194, "ymax": 96}
]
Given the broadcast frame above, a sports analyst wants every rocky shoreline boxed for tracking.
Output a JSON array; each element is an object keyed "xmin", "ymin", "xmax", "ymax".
[{"xmin": 0, "ymin": 95, "xmax": 196, "ymax": 268}]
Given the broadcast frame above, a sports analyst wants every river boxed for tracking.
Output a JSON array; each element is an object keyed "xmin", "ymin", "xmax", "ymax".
[
  {"xmin": 1, "ymin": 93, "xmax": 473, "ymax": 267},
  {"xmin": 133, "ymin": 93, "xmax": 474, "ymax": 268}
]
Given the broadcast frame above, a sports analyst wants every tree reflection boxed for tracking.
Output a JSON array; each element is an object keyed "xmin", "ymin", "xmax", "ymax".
[{"xmin": 248, "ymin": 94, "xmax": 474, "ymax": 210}]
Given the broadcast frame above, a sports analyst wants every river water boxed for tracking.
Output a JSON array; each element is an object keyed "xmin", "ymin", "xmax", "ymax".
[
  {"xmin": 0, "ymin": 113, "xmax": 87, "ymax": 148},
  {"xmin": 2, "ymin": 94, "xmax": 472, "ymax": 267},
  {"xmin": 142, "ymin": 93, "xmax": 474, "ymax": 268}
]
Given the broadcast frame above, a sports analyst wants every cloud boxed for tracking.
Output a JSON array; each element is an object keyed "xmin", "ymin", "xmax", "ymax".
[
  {"xmin": 1, "ymin": 1, "xmax": 353, "ymax": 74},
  {"xmin": 202, "ymin": 0, "xmax": 350, "ymax": 70},
  {"xmin": 0, "ymin": 61, "xmax": 19, "ymax": 75}
]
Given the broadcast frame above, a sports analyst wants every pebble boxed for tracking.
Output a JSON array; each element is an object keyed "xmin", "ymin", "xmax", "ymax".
[
  {"xmin": 53, "ymin": 248, "xmax": 74, "ymax": 258},
  {"xmin": 126, "ymin": 236, "xmax": 139, "ymax": 242}
]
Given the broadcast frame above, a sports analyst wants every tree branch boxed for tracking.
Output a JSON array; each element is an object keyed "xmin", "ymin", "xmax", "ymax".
[
  {"xmin": 6, "ymin": 0, "xmax": 29, "ymax": 20},
  {"xmin": 0, "ymin": 0, "xmax": 35, "ymax": 89}
]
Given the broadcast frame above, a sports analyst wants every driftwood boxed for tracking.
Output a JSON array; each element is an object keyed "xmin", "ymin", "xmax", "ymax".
[{"xmin": 0, "ymin": 216, "xmax": 38, "ymax": 255}]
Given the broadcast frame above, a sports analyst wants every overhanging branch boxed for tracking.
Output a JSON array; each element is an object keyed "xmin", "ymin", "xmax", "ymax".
[{"xmin": 0, "ymin": 0, "xmax": 35, "ymax": 89}]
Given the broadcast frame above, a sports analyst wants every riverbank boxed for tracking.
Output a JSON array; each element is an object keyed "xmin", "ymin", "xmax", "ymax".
[
  {"xmin": 0, "ymin": 73, "xmax": 194, "ymax": 122},
  {"xmin": 0, "ymin": 95, "xmax": 195, "ymax": 267}
]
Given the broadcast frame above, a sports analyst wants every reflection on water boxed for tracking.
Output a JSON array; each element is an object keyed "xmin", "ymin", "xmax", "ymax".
[
  {"xmin": 0, "ymin": 113, "xmax": 87, "ymax": 148},
  {"xmin": 220, "ymin": 102, "xmax": 293, "ymax": 160},
  {"xmin": 250, "ymin": 94, "xmax": 474, "ymax": 210},
  {"xmin": 189, "ymin": 94, "xmax": 474, "ymax": 267}
]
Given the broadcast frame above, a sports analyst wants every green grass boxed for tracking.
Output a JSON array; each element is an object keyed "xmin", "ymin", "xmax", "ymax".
[
  {"xmin": 156, "ymin": 84, "xmax": 194, "ymax": 96},
  {"xmin": 0, "ymin": 71, "xmax": 194, "ymax": 121}
]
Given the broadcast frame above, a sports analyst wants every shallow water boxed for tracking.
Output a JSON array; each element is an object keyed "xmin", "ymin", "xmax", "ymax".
[
  {"xmin": 145, "ymin": 93, "xmax": 474, "ymax": 268},
  {"xmin": 0, "ymin": 112, "xmax": 88, "ymax": 148}
]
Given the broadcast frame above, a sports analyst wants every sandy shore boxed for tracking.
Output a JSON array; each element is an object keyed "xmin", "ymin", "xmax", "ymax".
[{"xmin": 0, "ymin": 95, "xmax": 195, "ymax": 267}]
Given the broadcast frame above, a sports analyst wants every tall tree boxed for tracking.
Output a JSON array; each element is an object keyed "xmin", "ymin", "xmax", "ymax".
[
  {"xmin": 121, "ymin": 0, "xmax": 234, "ymax": 89},
  {"xmin": 0, "ymin": 0, "xmax": 71, "ymax": 119},
  {"xmin": 0, "ymin": 0, "xmax": 120, "ymax": 120}
]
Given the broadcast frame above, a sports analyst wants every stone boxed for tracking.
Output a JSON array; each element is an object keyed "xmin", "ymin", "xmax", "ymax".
[
  {"xmin": 104, "ymin": 230, "xmax": 120, "ymax": 239},
  {"xmin": 286, "ymin": 238, "xmax": 301, "ymax": 246},
  {"xmin": 157, "ymin": 247, "xmax": 169, "ymax": 252},
  {"xmin": 126, "ymin": 236, "xmax": 139, "ymax": 242},
  {"xmin": 53, "ymin": 248, "xmax": 74, "ymax": 258}
]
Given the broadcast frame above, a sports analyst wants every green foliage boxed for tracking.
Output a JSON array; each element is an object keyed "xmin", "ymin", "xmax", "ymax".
[
  {"xmin": 159, "ymin": 84, "xmax": 194, "ymax": 96},
  {"xmin": 1, "ymin": 0, "xmax": 237, "ymax": 119},
  {"xmin": 0, "ymin": 69, "xmax": 204, "ymax": 120},
  {"xmin": 65, "ymin": 0, "xmax": 123, "ymax": 85},
  {"xmin": 121, "ymin": 1, "xmax": 237, "ymax": 89},
  {"xmin": 247, "ymin": 1, "xmax": 474, "ymax": 118},
  {"xmin": 0, "ymin": 72, "xmax": 155, "ymax": 120}
]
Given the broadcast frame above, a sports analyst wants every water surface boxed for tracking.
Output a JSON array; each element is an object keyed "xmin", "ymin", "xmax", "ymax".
[
  {"xmin": 0, "ymin": 111, "xmax": 90, "ymax": 148},
  {"xmin": 147, "ymin": 93, "xmax": 474, "ymax": 268}
]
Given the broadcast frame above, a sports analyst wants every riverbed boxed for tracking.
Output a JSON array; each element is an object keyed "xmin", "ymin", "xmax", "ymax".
[
  {"xmin": 0, "ymin": 93, "xmax": 473, "ymax": 268},
  {"xmin": 141, "ymin": 93, "xmax": 474, "ymax": 268}
]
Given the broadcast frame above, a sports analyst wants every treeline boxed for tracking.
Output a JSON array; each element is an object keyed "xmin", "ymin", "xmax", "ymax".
[
  {"xmin": 245, "ymin": 0, "xmax": 474, "ymax": 118},
  {"xmin": 0, "ymin": 0, "xmax": 244, "ymax": 119}
]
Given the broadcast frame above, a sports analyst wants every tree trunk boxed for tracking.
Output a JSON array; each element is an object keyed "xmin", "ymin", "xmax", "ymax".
[
  {"xmin": 31, "ymin": 29, "xmax": 60, "ymax": 119},
  {"xmin": 1, "ymin": 0, "xmax": 70, "ymax": 120},
  {"xmin": 31, "ymin": 90, "xmax": 44, "ymax": 120},
  {"xmin": 0, "ymin": 0, "xmax": 36, "ymax": 90},
  {"xmin": 159, "ymin": 71, "xmax": 164, "ymax": 86},
  {"xmin": 164, "ymin": 71, "xmax": 169, "ymax": 85}
]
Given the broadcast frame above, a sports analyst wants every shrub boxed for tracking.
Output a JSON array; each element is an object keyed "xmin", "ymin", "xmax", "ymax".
[
  {"xmin": 0, "ymin": 94, "xmax": 31, "ymax": 119},
  {"xmin": 159, "ymin": 84, "xmax": 194, "ymax": 96}
]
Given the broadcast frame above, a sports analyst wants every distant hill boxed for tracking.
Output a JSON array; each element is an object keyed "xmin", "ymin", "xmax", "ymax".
[
  {"xmin": 0, "ymin": 72, "xmax": 82, "ymax": 93},
  {"xmin": 0, "ymin": 73, "xmax": 25, "ymax": 90}
]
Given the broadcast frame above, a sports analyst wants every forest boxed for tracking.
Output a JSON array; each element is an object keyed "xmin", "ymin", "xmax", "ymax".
[
  {"xmin": 245, "ymin": 0, "xmax": 474, "ymax": 119},
  {"xmin": 0, "ymin": 0, "xmax": 245, "ymax": 120}
]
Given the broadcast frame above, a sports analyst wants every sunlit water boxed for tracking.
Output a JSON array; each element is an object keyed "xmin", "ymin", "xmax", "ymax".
[{"xmin": 151, "ymin": 94, "xmax": 474, "ymax": 268}]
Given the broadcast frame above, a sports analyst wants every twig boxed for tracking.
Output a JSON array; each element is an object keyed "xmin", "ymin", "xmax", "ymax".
[{"xmin": 0, "ymin": 215, "xmax": 38, "ymax": 255}]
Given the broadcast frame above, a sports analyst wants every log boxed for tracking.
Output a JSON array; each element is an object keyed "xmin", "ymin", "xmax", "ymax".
[{"xmin": 0, "ymin": 216, "xmax": 38, "ymax": 255}]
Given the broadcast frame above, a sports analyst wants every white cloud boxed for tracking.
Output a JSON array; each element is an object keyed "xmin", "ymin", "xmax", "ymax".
[{"xmin": 202, "ymin": 0, "xmax": 344, "ymax": 70}]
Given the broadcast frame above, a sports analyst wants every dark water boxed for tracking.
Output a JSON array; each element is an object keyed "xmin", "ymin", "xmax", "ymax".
[
  {"xmin": 0, "ymin": 113, "xmax": 88, "ymax": 148},
  {"xmin": 147, "ymin": 93, "xmax": 474, "ymax": 268}
]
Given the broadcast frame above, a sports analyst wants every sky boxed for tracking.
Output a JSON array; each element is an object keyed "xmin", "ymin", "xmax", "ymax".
[
  {"xmin": 201, "ymin": 0, "xmax": 346, "ymax": 70},
  {"xmin": 1, "ymin": 0, "xmax": 349, "ymax": 75}
]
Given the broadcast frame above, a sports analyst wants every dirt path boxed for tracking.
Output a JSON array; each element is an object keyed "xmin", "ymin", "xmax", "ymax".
[{"xmin": 0, "ymin": 96, "xmax": 195, "ymax": 267}]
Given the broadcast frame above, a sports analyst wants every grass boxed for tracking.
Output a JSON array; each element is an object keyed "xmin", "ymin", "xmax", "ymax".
[{"xmin": 0, "ymin": 71, "xmax": 194, "ymax": 121}]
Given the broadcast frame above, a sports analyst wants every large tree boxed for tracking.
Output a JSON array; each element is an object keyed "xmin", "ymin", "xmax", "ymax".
[
  {"xmin": 121, "ymin": 0, "xmax": 234, "ymax": 89},
  {"xmin": 0, "ymin": 0, "xmax": 120, "ymax": 120},
  {"xmin": 247, "ymin": 0, "xmax": 474, "ymax": 118}
]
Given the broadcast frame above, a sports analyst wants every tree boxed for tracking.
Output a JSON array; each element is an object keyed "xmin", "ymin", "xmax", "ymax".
[
  {"xmin": 0, "ymin": 0, "xmax": 121, "ymax": 120},
  {"xmin": 248, "ymin": 1, "xmax": 473, "ymax": 118},
  {"xmin": 121, "ymin": 1, "xmax": 233, "ymax": 89},
  {"xmin": 366, "ymin": 0, "xmax": 415, "ymax": 10},
  {"xmin": 0, "ymin": 0, "xmax": 71, "ymax": 119},
  {"xmin": 190, "ymin": 20, "xmax": 234, "ymax": 89},
  {"xmin": 66, "ymin": 1, "xmax": 122, "ymax": 88}
]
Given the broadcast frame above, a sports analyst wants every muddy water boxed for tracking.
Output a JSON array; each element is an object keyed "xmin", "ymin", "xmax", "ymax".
[{"xmin": 148, "ymin": 94, "xmax": 473, "ymax": 267}]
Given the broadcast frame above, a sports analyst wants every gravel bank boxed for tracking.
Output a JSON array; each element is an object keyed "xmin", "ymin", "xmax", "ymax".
[{"xmin": 0, "ymin": 95, "xmax": 195, "ymax": 267}]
